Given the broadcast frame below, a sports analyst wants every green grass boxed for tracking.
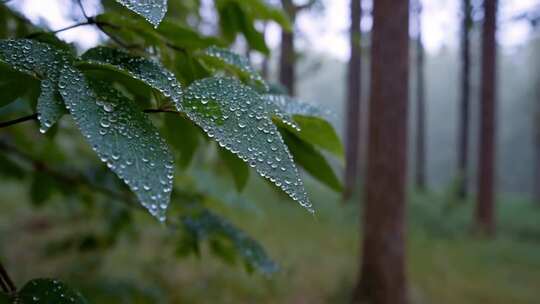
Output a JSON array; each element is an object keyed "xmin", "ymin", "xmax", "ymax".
[{"xmin": 1, "ymin": 178, "xmax": 540, "ymax": 303}]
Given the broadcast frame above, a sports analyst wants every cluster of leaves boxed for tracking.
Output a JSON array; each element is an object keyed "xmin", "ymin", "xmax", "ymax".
[{"xmin": 0, "ymin": 0, "xmax": 342, "ymax": 301}]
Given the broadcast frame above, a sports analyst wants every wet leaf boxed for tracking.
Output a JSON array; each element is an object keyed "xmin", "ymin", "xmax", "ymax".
[
  {"xmin": 80, "ymin": 46, "xmax": 182, "ymax": 106},
  {"xmin": 115, "ymin": 0, "xmax": 168, "ymax": 27},
  {"xmin": 180, "ymin": 208, "xmax": 278, "ymax": 274},
  {"xmin": 179, "ymin": 77, "xmax": 312, "ymax": 212},
  {"xmin": 18, "ymin": 278, "xmax": 88, "ymax": 304},
  {"xmin": 58, "ymin": 66, "xmax": 175, "ymax": 221},
  {"xmin": 0, "ymin": 39, "xmax": 69, "ymax": 132},
  {"xmin": 280, "ymin": 128, "xmax": 343, "ymax": 192},
  {"xmin": 200, "ymin": 46, "xmax": 268, "ymax": 91}
]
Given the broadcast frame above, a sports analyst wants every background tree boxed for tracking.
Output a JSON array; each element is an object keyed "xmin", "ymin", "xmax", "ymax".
[
  {"xmin": 352, "ymin": 0, "xmax": 410, "ymax": 303},
  {"xmin": 344, "ymin": 0, "xmax": 362, "ymax": 200},
  {"xmin": 414, "ymin": 0, "xmax": 426, "ymax": 192},
  {"xmin": 457, "ymin": 0, "xmax": 472, "ymax": 200},
  {"xmin": 279, "ymin": 0, "xmax": 316, "ymax": 95},
  {"xmin": 476, "ymin": 0, "xmax": 498, "ymax": 235}
]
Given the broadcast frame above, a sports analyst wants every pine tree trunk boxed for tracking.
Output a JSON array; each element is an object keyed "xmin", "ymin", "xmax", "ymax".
[
  {"xmin": 457, "ymin": 0, "xmax": 472, "ymax": 200},
  {"xmin": 415, "ymin": 2, "xmax": 427, "ymax": 192},
  {"xmin": 475, "ymin": 0, "xmax": 497, "ymax": 236},
  {"xmin": 344, "ymin": 0, "xmax": 362, "ymax": 200},
  {"xmin": 352, "ymin": 0, "xmax": 409, "ymax": 303},
  {"xmin": 279, "ymin": 0, "xmax": 296, "ymax": 96}
]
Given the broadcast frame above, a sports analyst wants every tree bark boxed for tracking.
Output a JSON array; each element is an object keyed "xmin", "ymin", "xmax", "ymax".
[
  {"xmin": 457, "ymin": 0, "xmax": 472, "ymax": 200},
  {"xmin": 352, "ymin": 0, "xmax": 409, "ymax": 303},
  {"xmin": 475, "ymin": 0, "xmax": 497, "ymax": 236},
  {"xmin": 344, "ymin": 0, "xmax": 362, "ymax": 200},
  {"xmin": 279, "ymin": 0, "xmax": 297, "ymax": 96},
  {"xmin": 534, "ymin": 63, "xmax": 540, "ymax": 205},
  {"xmin": 414, "ymin": 2, "xmax": 426, "ymax": 192}
]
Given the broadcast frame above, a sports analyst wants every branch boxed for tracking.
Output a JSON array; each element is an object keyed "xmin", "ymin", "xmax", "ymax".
[
  {"xmin": 0, "ymin": 261, "xmax": 16, "ymax": 294},
  {"xmin": 0, "ymin": 109, "xmax": 184, "ymax": 129},
  {"xmin": 0, "ymin": 114, "xmax": 38, "ymax": 128}
]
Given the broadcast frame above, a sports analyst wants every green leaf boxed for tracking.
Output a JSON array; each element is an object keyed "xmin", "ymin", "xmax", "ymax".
[
  {"xmin": 180, "ymin": 208, "xmax": 278, "ymax": 274},
  {"xmin": 179, "ymin": 77, "xmax": 312, "ymax": 212},
  {"xmin": 157, "ymin": 21, "xmax": 223, "ymax": 51},
  {"xmin": 235, "ymin": 0, "xmax": 292, "ymax": 31},
  {"xmin": 0, "ymin": 154, "xmax": 25, "ymax": 179},
  {"xmin": 0, "ymin": 63, "xmax": 33, "ymax": 108},
  {"xmin": 163, "ymin": 114, "xmax": 201, "ymax": 168},
  {"xmin": 280, "ymin": 128, "xmax": 343, "ymax": 192},
  {"xmin": 218, "ymin": 147, "xmax": 249, "ymax": 192},
  {"xmin": 36, "ymin": 79, "xmax": 66, "ymax": 133},
  {"xmin": 115, "ymin": 0, "xmax": 168, "ymax": 27},
  {"xmin": 80, "ymin": 46, "xmax": 182, "ymax": 106},
  {"xmin": 18, "ymin": 278, "xmax": 88, "ymax": 304},
  {"xmin": 264, "ymin": 94, "xmax": 343, "ymax": 157},
  {"xmin": 58, "ymin": 66, "xmax": 175, "ymax": 221},
  {"xmin": 200, "ymin": 46, "xmax": 268, "ymax": 91},
  {"xmin": 0, "ymin": 39, "xmax": 69, "ymax": 132}
]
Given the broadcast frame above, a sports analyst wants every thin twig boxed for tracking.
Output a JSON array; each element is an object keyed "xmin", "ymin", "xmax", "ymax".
[
  {"xmin": 0, "ymin": 113, "xmax": 38, "ymax": 128},
  {"xmin": 0, "ymin": 262, "xmax": 16, "ymax": 294},
  {"xmin": 77, "ymin": 0, "xmax": 89, "ymax": 20},
  {"xmin": 0, "ymin": 109, "xmax": 183, "ymax": 129},
  {"xmin": 51, "ymin": 20, "xmax": 93, "ymax": 35}
]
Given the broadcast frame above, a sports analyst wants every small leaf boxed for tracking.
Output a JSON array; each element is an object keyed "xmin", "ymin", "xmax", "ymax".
[
  {"xmin": 36, "ymin": 79, "xmax": 66, "ymax": 134},
  {"xmin": 18, "ymin": 278, "xmax": 88, "ymax": 304},
  {"xmin": 280, "ymin": 128, "xmax": 343, "ymax": 192},
  {"xmin": 180, "ymin": 208, "xmax": 278, "ymax": 274},
  {"xmin": 264, "ymin": 94, "xmax": 343, "ymax": 157},
  {"xmin": 200, "ymin": 46, "xmax": 268, "ymax": 91},
  {"xmin": 163, "ymin": 114, "xmax": 201, "ymax": 168},
  {"xmin": 178, "ymin": 77, "xmax": 312, "ymax": 212},
  {"xmin": 115, "ymin": 0, "xmax": 168, "ymax": 27},
  {"xmin": 80, "ymin": 46, "xmax": 182, "ymax": 106},
  {"xmin": 218, "ymin": 147, "xmax": 249, "ymax": 192},
  {"xmin": 0, "ymin": 39, "xmax": 69, "ymax": 132},
  {"xmin": 58, "ymin": 66, "xmax": 175, "ymax": 221}
]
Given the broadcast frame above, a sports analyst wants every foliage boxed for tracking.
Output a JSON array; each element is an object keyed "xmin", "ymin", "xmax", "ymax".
[{"xmin": 0, "ymin": 0, "xmax": 343, "ymax": 299}]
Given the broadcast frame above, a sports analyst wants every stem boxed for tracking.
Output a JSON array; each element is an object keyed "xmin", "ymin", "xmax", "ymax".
[
  {"xmin": 0, "ymin": 109, "xmax": 183, "ymax": 129},
  {"xmin": 51, "ymin": 21, "xmax": 93, "ymax": 35},
  {"xmin": 0, "ymin": 114, "xmax": 38, "ymax": 128},
  {"xmin": 77, "ymin": 0, "xmax": 89, "ymax": 20},
  {"xmin": 0, "ymin": 262, "xmax": 16, "ymax": 294}
]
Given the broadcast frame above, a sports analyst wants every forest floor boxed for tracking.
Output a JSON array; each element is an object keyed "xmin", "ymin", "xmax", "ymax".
[{"xmin": 1, "ymin": 176, "xmax": 540, "ymax": 303}]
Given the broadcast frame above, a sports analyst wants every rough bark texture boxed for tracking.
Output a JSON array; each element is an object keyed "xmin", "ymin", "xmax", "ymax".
[
  {"xmin": 279, "ymin": 0, "xmax": 296, "ymax": 96},
  {"xmin": 352, "ymin": 0, "xmax": 410, "ymax": 303},
  {"xmin": 475, "ymin": 0, "xmax": 497, "ymax": 235},
  {"xmin": 344, "ymin": 0, "xmax": 362, "ymax": 200},
  {"xmin": 457, "ymin": 0, "xmax": 472, "ymax": 200},
  {"xmin": 415, "ymin": 2, "xmax": 426, "ymax": 192}
]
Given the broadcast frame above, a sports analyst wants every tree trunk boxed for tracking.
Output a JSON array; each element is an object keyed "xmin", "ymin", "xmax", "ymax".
[
  {"xmin": 457, "ymin": 0, "xmax": 472, "ymax": 200},
  {"xmin": 352, "ymin": 0, "xmax": 409, "ymax": 303},
  {"xmin": 344, "ymin": 0, "xmax": 363, "ymax": 200},
  {"xmin": 279, "ymin": 0, "xmax": 296, "ymax": 96},
  {"xmin": 414, "ymin": 2, "xmax": 426, "ymax": 192},
  {"xmin": 475, "ymin": 0, "xmax": 497, "ymax": 236},
  {"xmin": 534, "ymin": 64, "xmax": 540, "ymax": 205}
]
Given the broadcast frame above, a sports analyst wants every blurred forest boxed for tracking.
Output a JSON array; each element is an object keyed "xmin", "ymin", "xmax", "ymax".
[{"xmin": 1, "ymin": 0, "xmax": 540, "ymax": 304}]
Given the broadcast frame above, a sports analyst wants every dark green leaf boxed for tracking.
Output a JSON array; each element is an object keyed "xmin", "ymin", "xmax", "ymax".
[
  {"xmin": 180, "ymin": 208, "xmax": 277, "ymax": 274},
  {"xmin": 0, "ymin": 154, "xmax": 25, "ymax": 179},
  {"xmin": 163, "ymin": 114, "xmax": 201, "ymax": 168},
  {"xmin": 0, "ymin": 39, "xmax": 69, "ymax": 132},
  {"xmin": 218, "ymin": 147, "xmax": 249, "ymax": 192},
  {"xmin": 58, "ymin": 66, "xmax": 175, "ymax": 221},
  {"xmin": 80, "ymin": 47, "xmax": 183, "ymax": 106},
  {"xmin": 18, "ymin": 278, "xmax": 88, "ymax": 304},
  {"xmin": 280, "ymin": 128, "xmax": 342, "ymax": 192},
  {"xmin": 157, "ymin": 21, "xmax": 223, "ymax": 50},
  {"xmin": 200, "ymin": 46, "xmax": 268, "ymax": 91},
  {"xmin": 178, "ymin": 77, "xmax": 312, "ymax": 212},
  {"xmin": 115, "ymin": 0, "xmax": 168, "ymax": 27}
]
